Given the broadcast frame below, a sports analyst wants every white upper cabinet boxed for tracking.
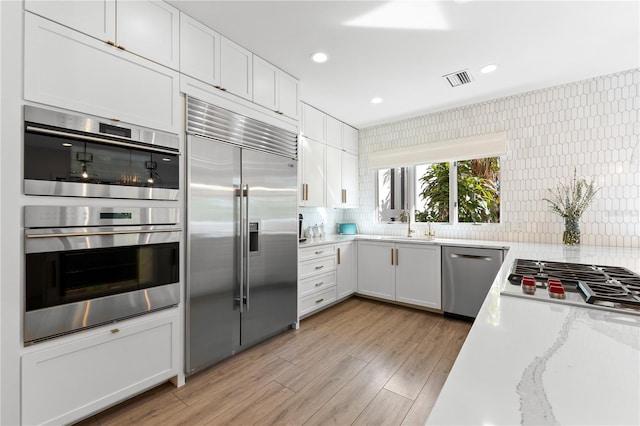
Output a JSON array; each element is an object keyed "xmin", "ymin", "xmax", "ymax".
[
  {"xmin": 326, "ymin": 146, "xmax": 343, "ymax": 208},
  {"xmin": 326, "ymin": 115, "xmax": 343, "ymax": 149},
  {"xmin": 179, "ymin": 12, "xmax": 220, "ymax": 86},
  {"xmin": 26, "ymin": 0, "xmax": 179, "ymax": 70},
  {"xmin": 343, "ymin": 124, "xmax": 359, "ymax": 154},
  {"xmin": 24, "ymin": 12, "xmax": 180, "ymax": 133},
  {"xmin": 220, "ymin": 36, "xmax": 253, "ymax": 100},
  {"xmin": 25, "ymin": 0, "xmax": 116, "ymax": 41},
  {"xmin": 300, "ymin": 137, "xmax": 326, "ymax": 207},
  {"xmin": 342, "ymin": 152, "xmax": 359, "ymax": 208},
  {"xmin": 252, "ymin": 55, "xmax": 279, "ymax": 112},
  {"xmin": 116, "ymin": 0, "xmax": 180, "ymax": 69},
  {"xmin": 277, "ymin": 71, "xmax": 299, "ymax": 120},
  {"xmin": 253, "ymin": 56, "xmax": 300, "ymax": 120},
  {"xmin": 302, "ymin": 103, "xmax": 326, "ymax": 142}
]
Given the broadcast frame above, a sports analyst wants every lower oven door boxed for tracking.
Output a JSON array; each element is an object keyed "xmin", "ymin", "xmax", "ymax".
[{"xmin": 25, "ymin": 227, "xmax": 180, "ymax": 344}]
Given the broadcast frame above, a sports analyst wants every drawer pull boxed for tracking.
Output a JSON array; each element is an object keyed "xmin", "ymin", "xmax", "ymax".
[
  {"xmin": 110, "ymin": 328, "xmax": 120, "ymax": 334},
  {"xmin": 315, "ymin": 281, "xmax": 324, "ymax": 287},
  {"xmin": 315, "ymin": 250, "xmax": 324, "ymax": 254},
  {"xmin": 315, "ymin": 265, "xmax": 324, "ymax": 270},
  {"xmin": 315, "ymin": 298, "xmax": 324, "ymax": 304}
]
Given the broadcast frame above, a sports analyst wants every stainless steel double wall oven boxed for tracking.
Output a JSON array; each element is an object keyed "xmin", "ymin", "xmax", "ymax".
[{"xmin": 23, "ymin": 106, "xmax": 182, "ymax": 344}]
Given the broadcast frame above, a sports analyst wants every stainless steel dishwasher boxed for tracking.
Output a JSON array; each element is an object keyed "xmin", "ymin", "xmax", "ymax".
[{"xmin": 442, "ymin": 246, "xmax": 505, "ymax": 319}]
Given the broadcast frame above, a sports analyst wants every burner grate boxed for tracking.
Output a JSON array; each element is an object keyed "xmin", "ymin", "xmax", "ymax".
[{"xmin": 578, "ymin": 281, "xmax": 640, "ymax": 308}]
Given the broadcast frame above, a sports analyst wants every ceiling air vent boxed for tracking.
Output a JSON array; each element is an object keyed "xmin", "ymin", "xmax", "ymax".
[{"xmin": 443, "ymin": 69, "xmax": 473, "ymax": 87}]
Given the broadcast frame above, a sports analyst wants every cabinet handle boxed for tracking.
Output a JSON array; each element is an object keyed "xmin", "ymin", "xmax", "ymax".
[
  {"xmin": 304, "ymin": 184, "xmax": 309, "ymax": 201},
  {"xmin": 315, "ymin": 265, "xmax": 324, "ymax": 270},
  {"xmin": 110, "ymin": 328, "xmax": 120, "ymax": 334},
  {"xmin": 111, "ymin": 117, "xmax": 121, "ymax": 122},
  {"xmin": 315, "ymin": 250, "xmax": 324, "ymax": 254},
  {"xmin": 315, "ymin": 298, "xmax": 324, "ymax": 304},
  {"xmin": 337, "ymin": 248, "xmax": 341, "ymax": 265},
  {"xmin": 105, "ymin": 40, "xmax": 115, "ymax": 46},
  {"xmin": 343, "ymin": 189, "xmax": 347, "ymax": 204},
  {"xmin": 396, "ymin": 248, "xmax": 399, "ymax": 266},
  {"xmin": 391, "ymin": 248, "xmax": 394, "ymax": 265},
  {"xmin": 315, "ymin": 281, "xmax": 324, "ymax": 287},
  {"xmin": 116, "ymin": 44, "xmax": 125, "ymax": 50}
]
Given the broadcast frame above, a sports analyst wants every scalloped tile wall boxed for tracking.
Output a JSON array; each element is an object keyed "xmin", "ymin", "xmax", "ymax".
[{"xmin": 340, "ymin": 69, "xmax": 640, "ymax": 248}]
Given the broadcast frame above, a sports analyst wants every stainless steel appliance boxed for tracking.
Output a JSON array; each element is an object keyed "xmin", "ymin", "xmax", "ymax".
[
  {"xmin": 24, "ymin": 206, "xmax": 181, "ymax": 344},
  {"xmin": 24, "ymin": 105, "xmax": 180, "ymax": 200},
  {"xmin": 186, "ymin": 97, "xmax": 298, "ymax": 374},
  {"xmin": 442, "ymin": 246, "xmax": 505, "ymax": 319},
  {"xmin": 501, "ymin": 259, "xmax": 640, "ymax": 316}
]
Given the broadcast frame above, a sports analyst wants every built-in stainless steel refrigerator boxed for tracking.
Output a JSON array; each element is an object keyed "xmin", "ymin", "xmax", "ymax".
[{"xmin": 186, "ymin": 98, "xmax": 298, "ymax": 374}]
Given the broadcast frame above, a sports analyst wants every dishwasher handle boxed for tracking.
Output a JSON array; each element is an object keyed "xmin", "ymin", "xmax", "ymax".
[{"xmin": 449, "ymin": 253, "xmax": 494, "ymax": 261}]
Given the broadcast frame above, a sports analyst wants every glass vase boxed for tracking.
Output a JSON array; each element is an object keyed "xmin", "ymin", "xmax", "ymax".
[{"xmin": 563, "ymin": 217, "xmax": 580, "ymax": 245}]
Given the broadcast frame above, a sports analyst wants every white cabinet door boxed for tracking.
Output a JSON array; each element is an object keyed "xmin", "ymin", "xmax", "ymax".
[
  {"xmin": 220, "ymin": 36, "xmax": 253, "ymax": 100},
  {"xmin": 302, "ymin": 103, "xmax": 325, "ymax": 142},
  {"xmin": 343, "ymin": 124, "xmax": 359, "ymax": 154},
  {"xmin": 116, "ymin": 0, "xmax": 180, "ymax": 70},
  {"xmin": 337, "ymin": 242, "xmax": 356, "ymax": 299},
  {"xmin": 25, "ymin": 0, "xmax": 116, "ymax": 41},
  {"xmin": 24, "ymin": 12, "xmax": 180, "ymax": 133},
  {"xmin": 300, "ymin": 137, "xmax": 325, "ymax": 207},
  {"xmin": 326, "ymin": 115, "xmax": 343, "ymax": 149},
  {"xmin": 277, "ymin": 71, "xmax": 299, "ymax": 120},
  {"xmin": 395, "ymin": 244, "xmax": 442, "ymax": 309},
  {"xmin": 326, "ymin": 146, "xmax": 343, "ymax": 208},
  {"xmin": 342, "ymin": 152, "xmax": 359, "ymax": 208},
  {"xmin": 22, "ymin": 312, "xmax": 178, "ymax": 426},
  {"xmin": 179, "ymin": 12, "xmax": 221, "ymax": 86},
  {"xmin": 357, "ymin": 241, "xmax": 395, "ymax": 300},
  {"xmin": 252, "ymin": 55, "xmax": 278, "ymax": 111}
]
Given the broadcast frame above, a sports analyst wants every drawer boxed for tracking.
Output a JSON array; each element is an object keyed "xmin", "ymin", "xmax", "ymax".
[
  {"xmin": 299, "ymin": 256, "xmax": 336, "ymax": 280},
  {"xmin": 299, "ymin": 286, "xmax": 337, "ymax": 317},
  {"xmin": 299, "ymin": 270, "xmax": 337, "ymax": 298},
  {"xmin": 299, "ymin": 244, "xmax": 336, "ymax": 261}
]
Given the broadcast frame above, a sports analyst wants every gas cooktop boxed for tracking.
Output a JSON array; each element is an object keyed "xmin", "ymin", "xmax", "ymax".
[{"xmin": 501, "ymin": 259, "xmax": 640, "ymax": 316}]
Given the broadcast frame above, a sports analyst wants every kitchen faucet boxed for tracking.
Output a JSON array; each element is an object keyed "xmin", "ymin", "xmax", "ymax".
[{"xmin": 401, "ymin": 209, "xmax": 415, "ymax": 237}]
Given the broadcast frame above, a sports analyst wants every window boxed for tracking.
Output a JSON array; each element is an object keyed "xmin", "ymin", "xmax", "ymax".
[{"xmin": 377, "ymin": 157, "xmax": 500, "ymax": 224}]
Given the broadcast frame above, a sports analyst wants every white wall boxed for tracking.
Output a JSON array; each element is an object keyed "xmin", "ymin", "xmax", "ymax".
[{"xmin": 343, "ymin": 69, "xmax": 640, "ymax": 248}]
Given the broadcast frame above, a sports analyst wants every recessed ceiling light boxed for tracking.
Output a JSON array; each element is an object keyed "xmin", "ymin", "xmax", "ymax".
[
  {"xmin": 480, "ymin": 64, "xmax": 498, "ymax": 74},
  {"xmin": 371, "ymin": 97, "xmax": 383, "ymax": 104},
  {"xmin": 310, "ymin": 52, "xmax": 328, "ymax": 63}
]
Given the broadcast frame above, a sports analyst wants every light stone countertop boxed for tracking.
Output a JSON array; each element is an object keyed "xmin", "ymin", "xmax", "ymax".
[
  {"xmin": 427, "ymin": 241, "xmax": 640, "ymax": 426},
  {"xmin": 299, "ymin": 236, "xmax": 640, "ymax": 425}
]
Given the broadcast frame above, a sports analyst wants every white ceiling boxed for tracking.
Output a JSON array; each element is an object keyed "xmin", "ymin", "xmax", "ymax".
[{"xmin": 168, "ymin": 0, "xmax": 640, "ymax": 129}]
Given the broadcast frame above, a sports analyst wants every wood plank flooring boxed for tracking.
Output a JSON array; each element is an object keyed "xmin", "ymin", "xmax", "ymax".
[{"xmin": 77, "ymin": 297, "xmax": 471, "ymax": 426}]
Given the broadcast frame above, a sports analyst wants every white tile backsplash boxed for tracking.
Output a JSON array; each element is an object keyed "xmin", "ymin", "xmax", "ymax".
[
  {"xmin": 299, "ymin": 207, "xmax": 345, "ymax": 236},
  {"xmin": 340, "ymin": 68, "xmax": 640, "ymax": 248}
]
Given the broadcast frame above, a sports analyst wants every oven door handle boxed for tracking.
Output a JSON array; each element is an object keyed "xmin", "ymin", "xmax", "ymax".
[
  {"xmin": 25, "ymin": 125, "xmax": 180, "ymax": 156},
  {"xmin": 26, "ymin": 228, "xmax": 182, "ymax": 239}
]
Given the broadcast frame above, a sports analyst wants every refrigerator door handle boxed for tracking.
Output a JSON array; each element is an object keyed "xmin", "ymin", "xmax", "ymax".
[
  {"xmin": 243, "ymin": 184, "xmax": 250, "ymax": 310},
  {"xmin": 236, "ymin": 184, "xmax": 244, "ymax": 313}
]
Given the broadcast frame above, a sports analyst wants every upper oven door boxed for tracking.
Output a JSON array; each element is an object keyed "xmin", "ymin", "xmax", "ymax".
[{"xmin": 24, "ymin": 106, "xmax": 180, "ymax": 200}]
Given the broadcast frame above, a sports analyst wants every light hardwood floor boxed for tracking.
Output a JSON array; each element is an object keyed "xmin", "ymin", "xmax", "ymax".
[{"xmin": 77, "ymin": 297, "xmax": 472, "ymax": 426}]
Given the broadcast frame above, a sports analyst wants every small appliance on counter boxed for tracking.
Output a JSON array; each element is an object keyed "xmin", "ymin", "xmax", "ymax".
[
  {"xmin": 338, "ymin": 223, "xmax": 357, "ymax": 235},
  {"xmin": 299, "ymin": 213, "xmax": 306, "ymax": 242}
]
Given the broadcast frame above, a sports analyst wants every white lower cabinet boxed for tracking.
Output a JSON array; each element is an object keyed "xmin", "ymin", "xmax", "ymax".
[
  {"xmin": 24, "ymin": 12, "xmax": 180, "ymax": 134},
  {"xmin": 395, "ymin": 243, "xmax": 442, "ymax": 309},
  {"xmin": 336, "ymin": 241, "xmax": 357, "ymax": 299},
  {"xmin": 298, "ymin": 244, "xmax": 337, "ymax": 317},
  {"xmin": 21, "ymin": 310, "xmax": 180, "ymax": 426},
  {"xmin": 357, "ymin": 241, "xmax": 442, "ymax": 310},
  {"xmin": 357, "ymin": 241, "xmax": 396, "ymax": 299}
]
